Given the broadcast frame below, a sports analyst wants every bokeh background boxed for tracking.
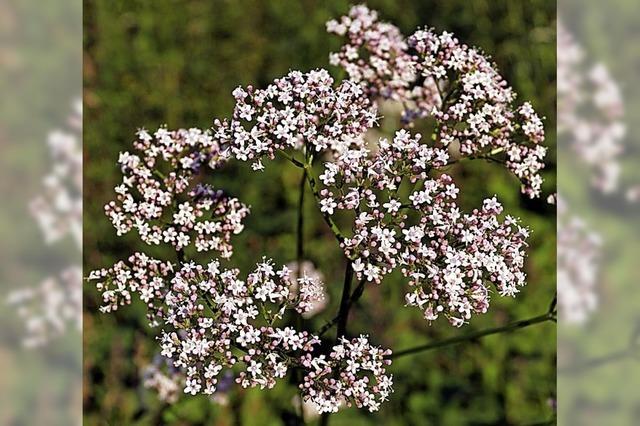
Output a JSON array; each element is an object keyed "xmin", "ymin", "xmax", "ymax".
[
  {"xmin": 83, "ymin": 1, "xmax": 556, "ymax": 425},
  {"xmin": 0, "ymin": 0, "xmax": 81, "ymax": 425},
  {"xmin": 558, "ymin": 1, "xmax": 640, "ymax": 425}
]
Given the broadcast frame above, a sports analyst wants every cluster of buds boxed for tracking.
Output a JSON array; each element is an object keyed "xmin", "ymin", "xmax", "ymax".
[
  {"xmin": 104, "ymin": 127, "xmax": 249, "ymax": 257},
  {"xmin": 329, "ymin": 5, "xmax": 547, "ymax": 198},
  {"xmin": 318, "ymin": 130, "xmax": 528, "ymax": 326},
  {"xmin": 326, "ymin": 5, "xmax": 440, "ymax": 122}
]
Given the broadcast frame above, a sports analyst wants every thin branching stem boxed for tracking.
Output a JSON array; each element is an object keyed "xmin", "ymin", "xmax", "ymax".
[
  {"xmin": 391, "ymin": 310, "xmax": 556, "ymax": 359},
  {"xmin": 277, "ymin": 149, "xmax": 306, "ymax": 168},
  {"xmin": 317, "ymin": 278, "xmax": 366, "ymax": 337},
  {"xmin": 335, "ymin": 261, "xmax": 355, "ymax": 340}
]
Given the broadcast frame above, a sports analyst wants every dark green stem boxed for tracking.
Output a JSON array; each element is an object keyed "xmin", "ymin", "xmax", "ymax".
[
  {"xmin": 335, "ymin": 261, "xmax": 354, "ymax": 340},
  {"xmin": 317, "ymin": 279, "xmax": 366, "ymax": 337},
  {"xmin": 320, "ymin": 413, "xmax": 330, "ymax": 426},
  {"xmin": 391, "ymin": 311, "xmax": 556, "ymax": 359}
]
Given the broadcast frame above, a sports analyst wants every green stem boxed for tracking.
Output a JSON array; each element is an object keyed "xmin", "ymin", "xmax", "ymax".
[
  {"xmin": 317, "ymin": 279, "xmax": 365, "ymax": 337},
  {"xmin": 335, "ymin": 261, "xmax": 354, "ymax": 340},
  {"xmin": 277, "ymin": 149, "xmax": 306, "ymax": 168},
  {"xmin": 320, "ymin": 413, "xmax": 330, "ymax": 426},
  {"xmin": 391, "ymin": 311, "xmax": 556, "ymax": 359}
]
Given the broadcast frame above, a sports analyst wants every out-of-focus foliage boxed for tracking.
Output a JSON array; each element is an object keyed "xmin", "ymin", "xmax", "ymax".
[
  {"xmin": 83, "ymin": 1, "xmax": 556, "ymax": 425},
  {"xmin": 557, "ymin": 1, "xmax": 640, "ymax": 425},
  {"xmin": 1, "ymin": 0, "xmax": 81, "ymax": 425}
]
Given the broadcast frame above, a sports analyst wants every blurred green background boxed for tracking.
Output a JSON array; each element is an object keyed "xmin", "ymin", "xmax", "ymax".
[
  {"xmin": 557, "ymin": 1, "xmax": 640, "ymax": 425},
  {"xmin": 1, "ymin": 0, "xmax": 81, "ymax": 425},
  {"xmin": 83, "ymin": 1, "xmax": 556, "ymax": 425}
]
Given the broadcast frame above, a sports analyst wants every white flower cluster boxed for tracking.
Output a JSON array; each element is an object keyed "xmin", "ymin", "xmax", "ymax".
[
  {"xmin": 90, "ymin": 6, "xmax": 548, "ymax": 413},
  {"xmin": 213, "ymin": 68, "xmax": 378, "ymax": 171},
  {"xmin": 318, "ymin": 130, "xmax": 529, "ymax": 326},
  {"xmin": 8, "ymin": 100, "xmax": 82, "ymax": 347},
  {"xmin": 105, "ymin": 127, "xmax": 249, "ymax": 256},
  {"xmin": 89, "ymin": 255, "xmax": 390, "ymax": 413},
  {"xmin": 408, "ymin": 29, "xmax": 547, "ymax": 198},
  {"xmin": 88, "ymin": 252, "xmax": 173, "ymax": 322},
  {"xmin": 558, "ymin": 20, "xmax": 626, "ymax": 195},
  {"xmin": 326, "ymin": 5, "xmax": 440, "ymax": 122},
  {"xmin": 329, "ymin": 5, "xmax": 547, "ymax": 198},
  {"xmin": 557, "ymin": 196, "xmax": 600, "ymax": 324},
  {"xmin": 301, "ymin": 335, "xmax": 393, "ymax": 413}
]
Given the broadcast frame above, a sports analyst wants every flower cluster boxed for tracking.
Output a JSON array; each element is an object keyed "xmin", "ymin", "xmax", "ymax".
[
  {"xmin": 213, "ymin": 69, "xmax": 378, "ymax": 171},
  {"xmin": 326, "ymin": 5, "xmax": 440, "ymax": 122},
  {"xmin": 31, "ymin": 99, "xmax": 83, "ymax": 248},
  {"xmin": 301, "ymin": 335, "xmax": 393, "ymax": 413},
  {"xmin": 328, "ymin": 5, "xmax": 547, "ymax": 198},
  {"xmin": 557, "ymin": 196, "xmax": 600, "ymax": 324},
  {"xmin": 89, "ymin": 255, "xmax": 392, "ymax": 411},
  {"xmin": 90, "ymin": 256, "xmax": 320, "ymax": 393},
  {"xmin": 89, "ymin": 5, "xmax": 548, "ymax": 414},
  {"xmin": 401, "ymin": 193, "xmax": 528, "ymax": 326},
  {"xmin": 8, "ymin": 99, "xmax": 83, "ymax": 348},
  {"xmin": 8, "ymin": 266, "xmax": 82, "ymax": 348},
  {"xmin": 286, "ymin": 260, "xmax": 328, "ymax": 318},
  {"xmin": 317, "ymin": 130, "xmax": 529, "ymax": 326},
  {"xmin": 408, "ymin": 29, "xmax": 546, "ymax": 198},
  {"xmin": 558, "ymin": 20, "xmax": 626, "ymax": 195},
  {"xmin": 88, "ymin": 252, "xmax": 174, "ymax": 323},
  {"xmin": 105, "ymin": 127, "xmax": 249, "ymax": 257}
]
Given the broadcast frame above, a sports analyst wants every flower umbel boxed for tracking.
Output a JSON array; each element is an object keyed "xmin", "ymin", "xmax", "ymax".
[{"xmin": 88, "ymin": 5, "xmax": 549, "ymax": 415}]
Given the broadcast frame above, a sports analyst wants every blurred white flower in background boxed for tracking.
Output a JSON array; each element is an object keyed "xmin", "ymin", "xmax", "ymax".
[
  {"xmin": 6, "ymin": 99, "xmax": 82, "ymax": 347},
  {"xmin": 556, "ymin": 196, "xmax": 600, "ymax": 324},
  {"xmin": 286, "ymin": 260, "xmax": 328, "ymax": 319},
  {"xmin": 30, "ymin": 99, "xmax": 82, "ymax": 247}
]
